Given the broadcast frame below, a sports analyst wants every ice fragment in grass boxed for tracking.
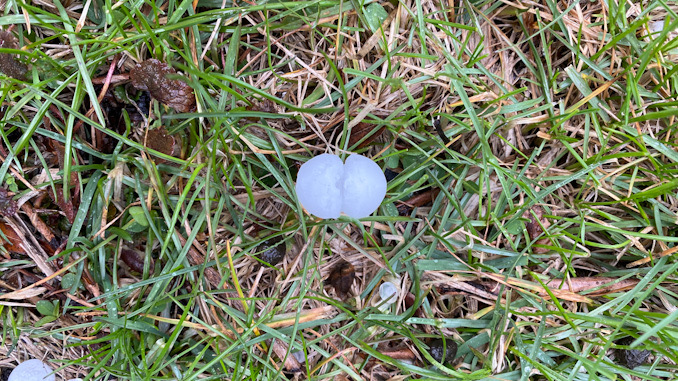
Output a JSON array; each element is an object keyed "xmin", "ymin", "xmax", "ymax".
[
  {"xmin": 292, "ymin": 350, "xmax": 306, "ymax": 363},
  {"xmin": 295, "ymin": 154, "xmax": 386, "ymax": 219},
  {"xmin": 649, "ymin": 20, "xmax": 664, "ymax": 33},
  {"xmin": 379, "ymin": 281, "xmax": 398, "ymax": 304},
  {"xmin": 8, "ymin": 359, "xmax": 54, "ymax": 381},
  {"xmin": 377, "ymin": 281, "xmax": 399, "ymax": 312}
]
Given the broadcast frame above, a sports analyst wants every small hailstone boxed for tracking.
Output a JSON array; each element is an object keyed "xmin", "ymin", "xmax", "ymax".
[
  {"xmin": 649, "ymin": 20, "xmax": 664, "ymax": 33},
  {"xmin": 379, "ymin": 281, "xmax": 399, "ymax": 306},
  {"xmin": 8, "ymin": 359, "xmax": 55, "ymax": 381},
  {"xmin": 292, "ymin": 350, "xmax": 306, "ymax": 363},
  {"xmin": 295, "ymin": 153, "xmax": 387, "ymax": 219}
]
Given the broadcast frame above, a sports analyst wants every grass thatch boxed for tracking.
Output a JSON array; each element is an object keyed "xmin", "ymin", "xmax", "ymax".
[{"xmin": 1, "ymin": 0, "xmax": 677, "ymax": 380}]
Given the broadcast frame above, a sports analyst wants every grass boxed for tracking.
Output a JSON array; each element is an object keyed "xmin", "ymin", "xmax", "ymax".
[{"xmin": 0, "ymin": 0, "xmax": 677, "ymax": 380}]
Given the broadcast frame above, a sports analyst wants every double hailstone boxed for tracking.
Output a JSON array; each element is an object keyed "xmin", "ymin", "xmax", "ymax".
[{"xmin": 295, "ymin": 154, "xmax": 387, "ymax": 219}]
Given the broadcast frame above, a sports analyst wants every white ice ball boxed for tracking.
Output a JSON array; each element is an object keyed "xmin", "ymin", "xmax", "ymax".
[
  {"xmin": 379, "ymin": 281, "xmax": 399, "ymax": 304},
  {"xmin": 296, "ymin": 154, "xmax": 387, "ymax": 219},
  {"xmin": 295, "ymin": 154, "xmax": 344, "ymax": 219},
  {"xmin": 8, "ymin": 359, "xmax": 55, "ymax": 381},
  {"xmin": 649, "ymin": 20, "xmax": 664, "ymax": 33},
  {"xmin": 341, "ymin": 154, "xmax": 388, "ymax": 219}
]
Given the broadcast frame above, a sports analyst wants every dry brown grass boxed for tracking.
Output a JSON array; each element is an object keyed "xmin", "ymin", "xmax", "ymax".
[{"xmin": 1, "ymin": 0, "xmax": 677, "ymax": 379}]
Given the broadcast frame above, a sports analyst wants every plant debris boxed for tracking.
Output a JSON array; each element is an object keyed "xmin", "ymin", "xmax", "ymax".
[
  {"xmin": 272, "ymin": 339, "xmax": 303, "ymax": 373},
  {"xmin": 397, "ymin": 188, "xmax": 440, "ymax": 215},
  {"xmin": 0, "ymin": 367, "xmax": 11, "ymax": 381},
  {"xmin": 616, "ymin": 337, "xmax": 651, "ymax": 369},
  {"xmin": 347, "ymin": 122, "xmax": 386, "ymax": 149},
  {"xmin": 47, "ymin": 186, "xmax": 76, "ymax": 224},
  {"xmin": 245, "ymin": 99, "xmax": 277, "ymax": 118},
  {"xmin": 130, "ymin": 59, "xmax": 196, "ymax": 113},
  {"xmin": 143, "ymin": 126, "xmax": 180, "ymax": 161},
  {"xmin": 0, "ymin": 187, "xmax": 18, "ymax": 217},
  {"xmin": 120, "ymin": 249, "xmax": 150, "ymax": 273},
  {"xmin": 427, "ymin": 338, "xmax": 457, "ymax": 365},
  {"xmin": 0, "ymin": 30, "xmax": 27, "ymax": 80},
  {"xmin": 377, "ymin": 342, "xmax": 417, "ymax": 361},
  {"xmin": 0, "ymin": 221, "xmax": 23, "ymax": 255},
  {"xmin": 255, "ymin": 235, "xmax": 286, "ymax": 266},
  {"xmin": 545, "ymin": 276, "xmax": 639, "ymax": 296},
  {"xmin": 327, "ymin": 260, "xmax": 355, "ymax": 298},
  {"xmin": 523, "ymin": 205, "xmax": 550, "ymax": 253}
]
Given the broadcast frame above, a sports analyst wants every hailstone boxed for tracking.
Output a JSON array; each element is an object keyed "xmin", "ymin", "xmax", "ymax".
[
  {"xmin": 8, "ymin": 359, "xmax": 55, "ymax": 381},
  {"xmin": 379, "ymin": 281, "xmax": 399, "ymax": 304},
  {"xmin": 376, "ymin": 281, "xmax": 399, "ymax": 312},
  {"xmin": 295, "ymin": 154, "xmax": 344, "ymax": 219},
  {"xmin": 296, "ymin": 153, "xmax": 387, "ymax": 219}
]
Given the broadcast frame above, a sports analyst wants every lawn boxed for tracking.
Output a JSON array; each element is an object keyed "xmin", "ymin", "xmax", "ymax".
[{"xmin": 0, "ymin": 0, "xmax": 677, "ymax": 380}]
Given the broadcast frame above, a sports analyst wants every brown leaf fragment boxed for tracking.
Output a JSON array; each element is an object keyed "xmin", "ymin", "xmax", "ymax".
[
  {"xmin": 436, "ymin": 280, "xmax": 500, "ymax": 305},
  {"xmin": 378, "ymin": 343, "xmax": 416, "ymax": 361},
  {"xmin": 271, "ymin": 339, "xmax": 303, "ymax": 373},
  {"xmin": 144, "ymin": 127, "xmax": 180, "ymax": 161},
  {"xmin": 427, "ymin": 338, "xmax": 457, "ymax": 364},
  {"xmin": 404, "ymin": 292, "xmax": 425, "ymax": 318},
  {"xmin": 627, "ymin": 246, "xmax": 678, "ymax": 268},
  {"xmin": 397, "ymin": 188, "xmax": 440, "ymax": 215},
  {"xmin": 120, "ymin": 249, "xmax": 151, "ymax": 273},
  {"xmin": 545, "ymin": 277, "xmax": 639, "ymax": 296},
  {"xmin": 0, "ymin": 187, "xmax": 17, "ymax": 217},
  {"xmin": 0, "ymin": 286, "xmax": 47, "ymax": 300},
  {"xmin": 130, "ymin": 59, "xmax": 196, "ymax": 113},
  {"xmin": 183, "ymin": 237, "xmax": 221, "ymax": 289},
  {"xmin": 265, "ymin": 306, "xmax": 336, "ymax": 329},
  {"xmin": 91, "ymin": 74, "xmax": 128, "ymax": 85},
  {"xmin": 348, "ymin": 122, "xmax": 386, "ymax": 149},
  {"xmin": 522, "ymin": 205, "xmax": 550, "ymax": 253},
  {"xmin": 616, "ymin": 337, "xmax": 651, "ymax": 369},
  {"xmin": 476, "ymin": 271, "xmax": 593, "ymax": 303},
  {"xmin": 47, "ymin": 186, "xmax": 76, "ymax": 224},
  {"xmin": 255, "ymin": 235, "xmax": 286, "ymax": 266},
  {"xmin": 0, "ymin": 221, "xmax": 23, "ymax": 255},
  {"xmin": 47, "ymin": 139, "xmax": 67, "ymax": 168},
  {"xmin": 245, "ymin": 99, "xmax": 277, "ymax": 121},
  {"xmin": 46, "ymin": 139, "xmax": 81, "ymax": 186},
  {"xmin": 328, "ymin": 260, "xmax": 355, "ymax": 298},
  {"xmin": 19, "ymin": 203, "xmax": 56, "ymax": 245},
  {"xmin": 40, "ymin": 139, "xmax": 80, "ymax": 223},
  {"xmin": 0, "ymin": 30, "xmax": 27, "ymax": 80}
]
